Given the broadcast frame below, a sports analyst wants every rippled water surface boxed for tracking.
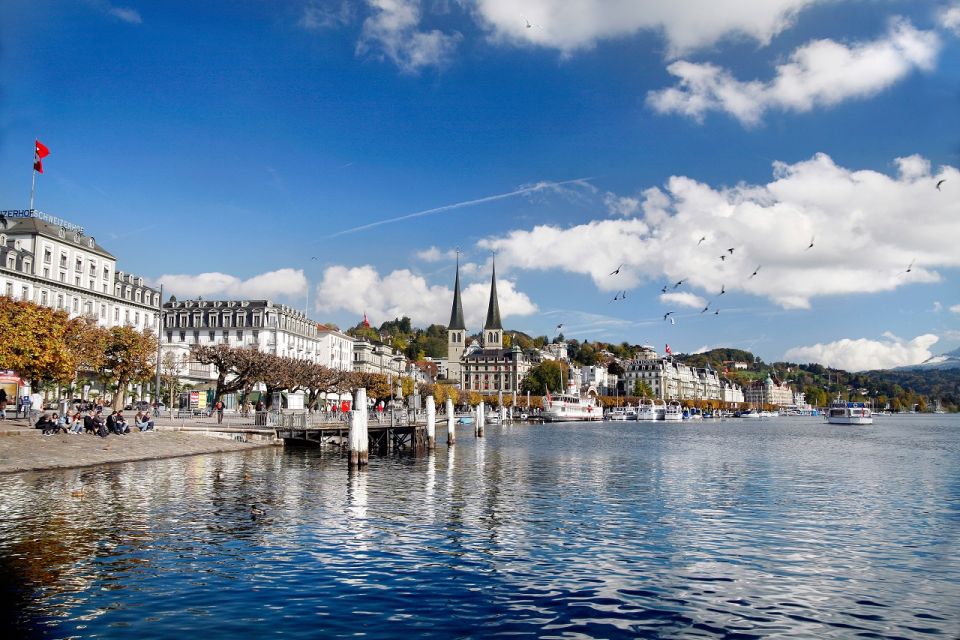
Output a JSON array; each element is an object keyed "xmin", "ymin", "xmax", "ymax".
[{"xmin": 1, "ymin": 415, "xmax": 959, "ymax": 638}]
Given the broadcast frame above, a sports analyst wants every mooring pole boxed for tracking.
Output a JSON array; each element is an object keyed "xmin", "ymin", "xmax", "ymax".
[
  {"xmin": 426, "ymin": 395, "xmax": 436, "ymax": 451},
  {"xmin": 476, "ymin": 402, "xmax": 485, "ymax": 438},
  {"xmin": 446, "ymin": 398, "xmax": 456, "ymax": 445},
  {"xmin": 350, "ymin": 388, "xmax": 368, "ymax": 469}
]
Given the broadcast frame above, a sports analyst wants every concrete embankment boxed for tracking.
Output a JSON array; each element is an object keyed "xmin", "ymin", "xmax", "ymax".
[{"xmin": 0, "ymin": 417, "xmax": 278, "ymax": 474}]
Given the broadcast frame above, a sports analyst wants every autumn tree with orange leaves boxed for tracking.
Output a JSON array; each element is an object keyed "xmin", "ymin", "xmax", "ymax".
[{"xmin": 0, "ymin": 296, "xmax": 77, "ymax": 386}]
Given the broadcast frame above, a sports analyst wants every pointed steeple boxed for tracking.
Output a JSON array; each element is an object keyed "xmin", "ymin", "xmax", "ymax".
[
  {"xmin": 484, "ymin": 258, "xmax": 503, "ymax": 331},
  {"xmin": 448, "ymin": 255, "xmax": 466, "ymax": 330}
]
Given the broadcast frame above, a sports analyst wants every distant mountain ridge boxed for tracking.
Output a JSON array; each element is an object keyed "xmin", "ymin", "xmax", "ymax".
[{"xmin": 896, "ymin": 346, "xmax": 960, "ymax": 371}]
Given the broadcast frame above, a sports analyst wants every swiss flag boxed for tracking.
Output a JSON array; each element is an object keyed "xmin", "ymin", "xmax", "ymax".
[
  {"xmin": 665, "ymin": 344, "xmax": 672, "ymax": 355},
  {"xmin": 33, "ymin": 139, "xmax": 50, "ymax": 173}
]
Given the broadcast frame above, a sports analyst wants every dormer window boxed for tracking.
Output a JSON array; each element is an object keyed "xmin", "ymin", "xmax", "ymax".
[
  {"xmin": 0, "ymin": 234, "xmax": 5, "ymax": 246},
  {"xmin": 74, "ymin": 231, "xmax": 81, "ymax": 242},
  {"xmin": 88, "ymin": 237, "xmax": 94, "ymax": 248},
  {"xmin": 58, "ymin": 226, "xmax": 65, "ymax": 238}
]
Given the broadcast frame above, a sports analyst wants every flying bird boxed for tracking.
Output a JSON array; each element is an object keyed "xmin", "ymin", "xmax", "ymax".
[
  {"xmin": 906, "ymin": 259, "xmax": 915, "ymax": 273},
  {"xmin": 714, "ymin": 309, "xmax": 720, "ymax": 315},
  {"xmin": 661, "ymin": 285, "xmax": 668, "ymax": 294},
  {"xmin": 609, "ymin": 264, "xmax": 622, "ymax": 275},
  {"xmin": 936, "ymin": 179, "xmax": 945, "ymax": 191},
  {"xmin": 806, "ymin": 236, "xmax": 815, "ymax": 250},
  {"xmin": 610, "ymin": 292, "xmax": 622, "ymax": 303},
  {"xmin": 669, "ymin": 316, "xmax": 676, "ymax": 325},
  {"xmin": 719, "ymin": 284, "xmax": 725, "ymax": 295},
  {"xmin": 701, "ymin": 303, "xmax": 710, "ymax": 314},
  {"xmin": 749, "ymin": 266, "xmax": 761, "ymax": 279},
  {"xmin": 673, "ymin": 280, "xmax": 684, "ymax": 289},
  {"xmin": 727, "ymin": 248, "xmax": 735, "ymax": 255},
  {"xmin": 719, "ymin": 255, "xmax": 726, "ymax": 261},
  {"xmin": 697, "ymin": 236, "xmax": 707, "ymax": 245},
  {"xmin": 663, "ymin": 311, "xmax": 674, "ymax": 321},
  {"xmin": 620, "ymin": 290, "xmax": 627, "ymax": 300}
]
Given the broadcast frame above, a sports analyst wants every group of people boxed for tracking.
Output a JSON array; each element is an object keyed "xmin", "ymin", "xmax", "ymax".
[{"xmin": 35, "ymin": 408, "xmax": 156, "ymax": 437}]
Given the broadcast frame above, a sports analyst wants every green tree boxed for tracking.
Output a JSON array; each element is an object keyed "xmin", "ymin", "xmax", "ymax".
[
  {"xmin": 519, "ymin": 360, "xmax": 568, "ymax": 395},
  {"xmin": 633, "ymin": 381, "xmax": 653, "ymax": 397}
]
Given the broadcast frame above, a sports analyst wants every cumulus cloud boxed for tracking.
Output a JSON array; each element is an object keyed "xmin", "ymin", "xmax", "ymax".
[
  {"xmin": 480, "ymin": 152, "xmax": 960, "ymax": 308},
  {"xmin": 660, "ymin": 291, "xmax": 706, "ymax": 309},
  {"xmin": 940, "ymin": 3, "xmax": 960, "ymax": 35},
  {"xmin": 951, "ymin": 304, "xmax": 960, "ymax": 314},
  {"xmin": 603, "ymin": 193, "xmax": 641, "ymax": 217},
  {"xmin": 648, "ymin": 18, "xmax": 940, "ymax": 126},
  {"xmin": 784, "ymin": 333, "xmax": 939, "ymax": 371},
  {"xmin": 313, "ymin": 265, "xmax": 537, "ymax": 328},
  {"xmin": 415, "ymin": 246, "xmax": 458, "ymax": 262},
  {"xmin": 357, "ymin": 0, "xmax": 461, "ymax": 72},
  {"xmin": 158, "ymin": 269, "xmax": 308, "ymax": 300},
  {"xmin": 473, "ymin": 0, "xmax": 819, "ymax": 57}
]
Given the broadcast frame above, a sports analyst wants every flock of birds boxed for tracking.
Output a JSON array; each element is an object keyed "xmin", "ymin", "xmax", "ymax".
[{"xmin": 597, "ymin": 177, "xmax": 944, "ymax": 327}]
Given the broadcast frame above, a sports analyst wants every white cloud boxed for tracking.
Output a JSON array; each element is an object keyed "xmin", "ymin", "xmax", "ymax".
[
  {"xmin": 940, "ymin": 4, "xmax": 960, "ymax": 35},
  {"xmin": 108, "ymin": 6, "xmax": 142, "ymax": 24},
  {"xmin": 660, "ymin": 291, "xmax": 706, "ymax": 309},
  {"xmin": 951, "ymin": 304, "xmax": 960, "ymax": 314},
  {"xmin": 648, "ymin": 18, "xmax": 940, "ymax": 126},
  {"xmin": 357, "ymin": 0, "xmax": 461, "ymax": 72},
  {"xmin": 932, "ymin": 301, "xmax": 943, "ymax": 312},
  {"xmin": 313, "ymin": 264, "xmax": 537, "ymax": 328},
  {"xmin": 299, "ymin": 1, "xmax": 353, "ymax": 30},
  {"xmin": 480, "ymin": 152, "xmax": 960, "ymax": 308},
  {"xmin": 158, "ymin": 268, "xmax": 307, "ymax": 300},
  {"xmin": 473, "ymin": 0, "xmax": 820, "ymax": 57},
  {"xmin": 784, "ymin": 333, "xmax": 939, "ymax": 371},
  {"xmin": 415, "ymin": 246, "xmax": 457, "ymax": 262},
  {"xmin": 603, "ymin": 193, "xmax": 641, "ymax": 217}
]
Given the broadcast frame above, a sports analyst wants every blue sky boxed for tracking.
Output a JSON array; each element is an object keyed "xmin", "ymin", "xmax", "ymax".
[{"xmin": 2, "ymin": 0, "xmax": 959, "ymax": 370}]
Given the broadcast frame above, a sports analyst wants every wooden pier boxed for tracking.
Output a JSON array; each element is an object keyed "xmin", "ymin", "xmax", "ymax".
[{"xmin": 274, "ymin": 421, "xmax": 427, "ymax": 454}]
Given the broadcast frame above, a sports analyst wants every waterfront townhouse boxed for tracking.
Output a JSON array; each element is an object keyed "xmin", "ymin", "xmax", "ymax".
[
  {"xmin": 352, "ymin": 339, "xmax": 406, "ymax": 378},
  {"xmin": 624, "ymin": 351, "xmax": 740, "ymax": 404},
  {"xmin": 743, "ymin": 375, "xmax": 794, "ymax": 407},
  {"xmin": 0, "ymin": 209, "xmax": 160, "ymax": 333}
]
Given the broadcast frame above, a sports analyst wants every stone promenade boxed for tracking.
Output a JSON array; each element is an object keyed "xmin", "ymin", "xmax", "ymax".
[{"xmin": 0, "ymin": 416, "xmax": 276, "ymax": 474}]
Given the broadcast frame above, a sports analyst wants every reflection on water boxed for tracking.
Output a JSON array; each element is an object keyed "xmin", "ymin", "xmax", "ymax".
[{"xmin": 1, "ymin": 416, "xmax": 959, "ymax": 638}]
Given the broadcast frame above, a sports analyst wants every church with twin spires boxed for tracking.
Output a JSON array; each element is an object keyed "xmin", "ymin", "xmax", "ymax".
[{"xmin": 446, "ymin": 258, "xmax": 532, "ymax": 396}]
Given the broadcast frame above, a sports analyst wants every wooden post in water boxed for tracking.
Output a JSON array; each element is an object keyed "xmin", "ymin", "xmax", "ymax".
[
  {"xmin": 476, "ymin": 402, "xmax": 485, "ymax": 438},
  {"xmin": 426, "ymin": 395, "xmax": 436, "ymax": 451},
  {"xmin": 349, "ymin": 388, "xmax": 369, "ymax": 469},
  {"xmin": 446, "ymin": 398, "xmax": 455, "ymax": 445}
]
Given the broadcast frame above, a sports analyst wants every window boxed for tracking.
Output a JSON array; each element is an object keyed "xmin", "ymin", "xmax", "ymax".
[
  {"xmin": 72, "ymin": 299, "xmax": 78, "ymax": 313},
  {"xmin": 21, "ymin": 286, "xmax": 28, "ymax": 299},
  {"xmin": 100, "ymin": 304, "xmax": 106, "ymax": 318},
  {"xmin": 179, "ymin": 331, "xmax": 185, "ymax": 342},
  {"xmin": 43, "ymin": 248, "xmax": 52, "ymax": 264},
  {"xmin": 5, "ymin": 283, "xmax": 12, "ymax": 296},
  {"xmin": 89, "ymin": 280, "xmax": 94, "ymax": 290},
  {"xmin": 59, "ymin": 253, "xmax": 67, "ymax": 268},
  {"xmin": 114, "ymin": 309, "xmax": 120, "ymax": 321},
  {"xmin": 56, "ymin": 294, "xmax": 63, "ymax": 309},
  {"xmin": 75, "ymin": 258, "xmax": 82, "ymax": 272},
  {"xmin": 167, "ymin": 331, "xmax": 173, "ymax": 343},
  {"xmin": 209, "ymin": 331, "xmax": 215, "ymax": 341},
  {"xmin": 40, "ymin": 290, "xmax": 48, "ymax": 305},
  {"xmin": 88, "ymin": 260, "xmax": 96, "ymax": 275},
  {"xmin": 42, "ymin": 268, "xmax": 49, "ymax": 278},
  {"xmin": 6, "ymin": 256, "xmax": 14, "ymax": 269},
  {"xmin": 125, "ymin": 310, "xmax": 130, "ymax": 323},
  {"xmin": 59, "ymin": 271, "xmax": 66, "ymax": 282},
  {"xmin": 135, "ymin": 291, "xmax": 141, "ymax": 303},
  {"xmin": 103, "ymin": 266, "xmax": 109, "ymax": 280},
  {"xmin": 75, "ymin": 275, "xmax": 81, "ymax": 286},
  {"xmin": 135, "ymin": 312, "xmax": 139, "ymax": 325},
  {"xmin": 58, "ymin": 227, "xmax": 65, "ymax": 239}
]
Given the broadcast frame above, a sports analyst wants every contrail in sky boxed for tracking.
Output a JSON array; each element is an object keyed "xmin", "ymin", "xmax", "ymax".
[{"xmin": 323, "ymin": 178, "xmax": 592, "ymax": 239}]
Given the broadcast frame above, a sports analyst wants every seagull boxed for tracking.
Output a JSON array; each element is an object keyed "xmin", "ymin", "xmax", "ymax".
[
  {"xmin": 714, "ymin": 309, "xmax": 720, "ymax": 315},
  {"xmin": 620, "ymin": 290, "xmax": 627, "ymax": 300},
  {"xmin": 663, "ymin": 311, "xmax": 674, "ymax": 321},
  {"xmin": 701, "ymin": 303, "xmax": 710, "ymax": 314},
  {"xmin": 719, "ymin": 255, "xmax": 726, "ymax": 261},
  {"xmin": 310, "ymin": 256, "xmax": 320, "ymax": 260},
  {"xmin": 936, "ymin": 179, "xmax": 945, "ymax": 191},
  {"xmin": 673, "ymin": 280, "xmax": 684, "ymax": 289},
  {"xmin": 806, "ymin": 236, "xmax": 815, "ymax": 250},
  {"xmin": 610, "ymin": 292, "xmax": 621, "ymax": 303},
  {"xmin": 609, "ymin": 264, "xmax": 622, "ymax": 275},
  {"xmin": 669, "ymin": 316, "xmax": 676, "ymax": 325},
  {"xmin": 727, "ymin": 248, "xmax": 735, "ymax": 255},
  {"xmin": 719, "ymin": 284, "xmax": 725, "ymax": 295},
  {"xmin": 697, "ymin": 236, "xmax": 707, "ymax": 246},
  {"xmin": 749, "ymin": 266, "xmax": 761, "ymax": 278},
  {"xmin": 661, "ymin": 285, "xmax": 668, "ymax": 294},
  {"xmin": 906, "ymin": 259, "xmax": 915, "ymax": 273},
  {"xmin": 556, "ymin": 324, "xmax": 563, "ymax": 331}
]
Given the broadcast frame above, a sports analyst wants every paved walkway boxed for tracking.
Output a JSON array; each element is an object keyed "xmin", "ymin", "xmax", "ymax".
[{"xmin": 0, "ymin": 415, "xmax": 276, "ymax": 475}]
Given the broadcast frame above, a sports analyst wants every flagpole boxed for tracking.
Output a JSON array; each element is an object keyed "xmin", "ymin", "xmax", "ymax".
[{"xmin": 29, "ymin": 168, "xmax": 36, "ymax": 212}]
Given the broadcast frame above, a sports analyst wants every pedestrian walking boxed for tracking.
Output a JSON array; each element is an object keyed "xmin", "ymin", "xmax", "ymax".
[{"xmin": 214, "ymin": 399, "xmax": 225, "ymax": 424}]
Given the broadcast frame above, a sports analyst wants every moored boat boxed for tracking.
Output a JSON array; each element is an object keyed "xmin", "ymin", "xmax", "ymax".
[
  {"xmin": 663, "ymin": 400, "xmax": 683, "ymax": 421},
  {"xmin": 542, "ymin": 381, "xmax": 603, "ymax": 422},
  {"xmin": 636, "ymin": 398, "xmax": 658, "ymax": 421}
]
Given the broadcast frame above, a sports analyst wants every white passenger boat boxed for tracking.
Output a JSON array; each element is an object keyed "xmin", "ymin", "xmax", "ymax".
[
  {"xmin": 607, "ymin": 406, "xmax": 629, "ymax": 421},
  {"xmin": 663, "ymin": 400, "xmax": 683, "ymax": 421},
  {"xmin": 826, "ymin": 397, "xmax": 873, "ymax": 425},
  {"xmin": 542, "ymin": 381, "xmax": 603, "ymax": 422},
  {"xmin": 636, "ymin": 399, "xmax": 658, "ymax": 421}
]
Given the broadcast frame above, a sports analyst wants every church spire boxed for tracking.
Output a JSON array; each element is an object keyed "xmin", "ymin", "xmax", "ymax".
[
  {"xmin": 448, "ymin": 253, "xmax": 466, "ymax": 330},
  {"xmin": 484, "ymin": 258, "xmax": 503, "ymax": 331}
]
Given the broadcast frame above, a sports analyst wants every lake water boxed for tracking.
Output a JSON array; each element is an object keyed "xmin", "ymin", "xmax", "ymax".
[{"xmin": 1, "ymin": 415, "xmax": 958, "ymax": 639}]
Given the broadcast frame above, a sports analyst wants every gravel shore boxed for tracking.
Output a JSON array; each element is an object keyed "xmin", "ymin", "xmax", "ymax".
[{"xmin": 0, "ymin": 417, "xmax": 276, "ymax": 474}]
